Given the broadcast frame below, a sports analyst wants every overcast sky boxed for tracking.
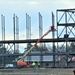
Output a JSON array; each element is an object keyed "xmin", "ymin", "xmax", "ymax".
[
  {"xmin": 0, "ymin": 0, "xmax": 75, "ymax": 39},
  {"xmin": 0, "ymin": 0, "xmax": 75, "ymax": 52}
]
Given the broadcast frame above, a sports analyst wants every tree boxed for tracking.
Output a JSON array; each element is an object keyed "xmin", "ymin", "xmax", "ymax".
[{"xmin": 70, "ymin": 42, "xmax": 75, "ymax": 52}]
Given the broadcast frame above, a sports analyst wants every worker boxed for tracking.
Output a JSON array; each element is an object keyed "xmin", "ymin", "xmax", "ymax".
[
  {"xmin": 38, "ymin": 62, "xmax": 40, "ymax": 68},
  {"xmin": 31, "ymin": 62, "xmax": 36, "ymax": 68},
  {"xmin": 51, "ymin": 25, "xmax": 54, "ymax": 31},
  {"xmin": 51, "ymin": 24, "xmax": 56, "ymax": 31},
  {"xmin": 26, "ymin": 62, "xmax": 31, "ymax": 68}
]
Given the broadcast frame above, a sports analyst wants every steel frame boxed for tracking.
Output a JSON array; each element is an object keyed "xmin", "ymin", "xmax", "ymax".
[
  {"xmin": 0, "ymin": 9, "xmax": 75, "ymax": 68},
  {"xmin": 56, "ymin": 9, "xmax": 75, "ymax": 67}
]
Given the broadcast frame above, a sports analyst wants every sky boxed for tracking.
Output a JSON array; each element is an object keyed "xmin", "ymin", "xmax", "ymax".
[
  {"xmin": 0, "ymin": 0, "xmax": 75, "ymax": 39},
  {"xmin": 0, "ymin": 0, "xmax": 75, "ymax": 53}
]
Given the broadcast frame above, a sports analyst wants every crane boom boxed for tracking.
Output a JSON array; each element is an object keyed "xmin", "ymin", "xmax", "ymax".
[{"xmin": 17, "ymin": 25, "xmax": 56, "ymax": 65}]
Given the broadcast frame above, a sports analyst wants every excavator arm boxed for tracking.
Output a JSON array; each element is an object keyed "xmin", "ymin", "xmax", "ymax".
[{"xmin": 17, "ymin": 25, "xmax": 56, "ymax": 67}]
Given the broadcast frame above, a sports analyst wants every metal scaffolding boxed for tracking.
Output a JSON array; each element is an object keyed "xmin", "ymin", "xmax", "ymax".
[
  {"xmin": 0, "ymin": 9, "xmax": 75, "ymax": 68},
  {"xmin": 26, "ymin": 13, "xmax": 31, "ymax": 39},
  {"xmin": 39, "ymin": 12, "xmax": 43, "ymax": 38},
  {"xmin": 39, "ymin": 12, "xmax": 43, "ymax": 66},
  {"xmin": 13, "ymin": 14, "xmax": 19, "ymax": 53},
  {"xmin": 1, "ymin": 15, "xmax": 5, "ymax": 45},
  {"xmin": 56, "ymin": 9, "xmax": 75, "ymax": 67},
  {"xmin": 52, "ymin": 12, "xmax": 56, "ymax": 67}
]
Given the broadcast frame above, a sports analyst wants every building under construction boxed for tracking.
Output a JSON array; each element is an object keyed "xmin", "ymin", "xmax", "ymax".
[{"xmin": 0, "ymin": 8, "xmax": 75, "ymax": 68}]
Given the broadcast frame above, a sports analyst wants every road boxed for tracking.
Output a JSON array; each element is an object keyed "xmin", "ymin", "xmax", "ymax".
[{"xmin": 0, "ymin": 68, "xmax": 74, "ymax": 75}]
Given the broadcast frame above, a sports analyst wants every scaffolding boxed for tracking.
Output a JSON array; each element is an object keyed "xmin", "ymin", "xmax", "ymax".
[
  {"xmin": 0, "ymin": 9, "xmax": 75, "ymax": 68},
  {"xmin": 56, "ymin": 8, "xmax": 75, "ymax": 67}
]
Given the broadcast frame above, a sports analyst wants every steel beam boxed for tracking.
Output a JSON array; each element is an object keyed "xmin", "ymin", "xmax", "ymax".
[
  {"xmin": 0, "ymin": 52, "xmax": 75, "ymax": 57},
  {"xmin": 0, "ymin": 38, "xmax": 75, "ymax": 43},
  {"xmin": 57, "ymin": 23, "xmax": 75, "ymax": 26}
]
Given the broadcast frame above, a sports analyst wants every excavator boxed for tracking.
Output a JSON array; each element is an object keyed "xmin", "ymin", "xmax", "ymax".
[{"xmin": 17, "ymin": 25, "xmax": 56, "ymax": 68}]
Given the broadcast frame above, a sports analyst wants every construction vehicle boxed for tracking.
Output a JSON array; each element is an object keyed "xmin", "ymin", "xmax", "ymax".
[{"xmin": 17, "ymin": 25, "xmax": 56, "ymax": 68}]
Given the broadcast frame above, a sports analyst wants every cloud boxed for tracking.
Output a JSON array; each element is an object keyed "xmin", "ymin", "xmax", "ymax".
[
  {"xmin": 0, "ymin": 0, "xmax": 58, "ymax": 12},
  {"xmin": 0, "ymin": 0, "xmax": 74, "ymax": 13},
  {"xmin": 0, "ymin": 0, "xmax": 75, "ymax": 39},
  {"xmin": 56, "ymin": 0, "xmax": 75, "ymax": 9}
]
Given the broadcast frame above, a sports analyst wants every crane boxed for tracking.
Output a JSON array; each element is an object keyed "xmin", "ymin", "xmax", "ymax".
[{"xmin": 17, "ymin": 25, "xmax": 56, "ymax": 68}]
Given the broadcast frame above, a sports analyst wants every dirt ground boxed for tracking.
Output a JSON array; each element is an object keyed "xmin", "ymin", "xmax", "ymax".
[{"xmin": 0, "ymin": 68, "xmax": 74, "ymax": 75}]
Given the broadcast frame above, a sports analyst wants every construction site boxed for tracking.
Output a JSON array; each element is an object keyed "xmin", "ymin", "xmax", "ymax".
[{"xmin": 0, "ymin": 8, "xmax": 75, "ymax": 75}]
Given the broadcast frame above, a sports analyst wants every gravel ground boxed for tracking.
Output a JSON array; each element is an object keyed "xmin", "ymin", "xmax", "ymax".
[{"xmin": 0, "ymin": 68, "xmax": 74, "ymax": 75}]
